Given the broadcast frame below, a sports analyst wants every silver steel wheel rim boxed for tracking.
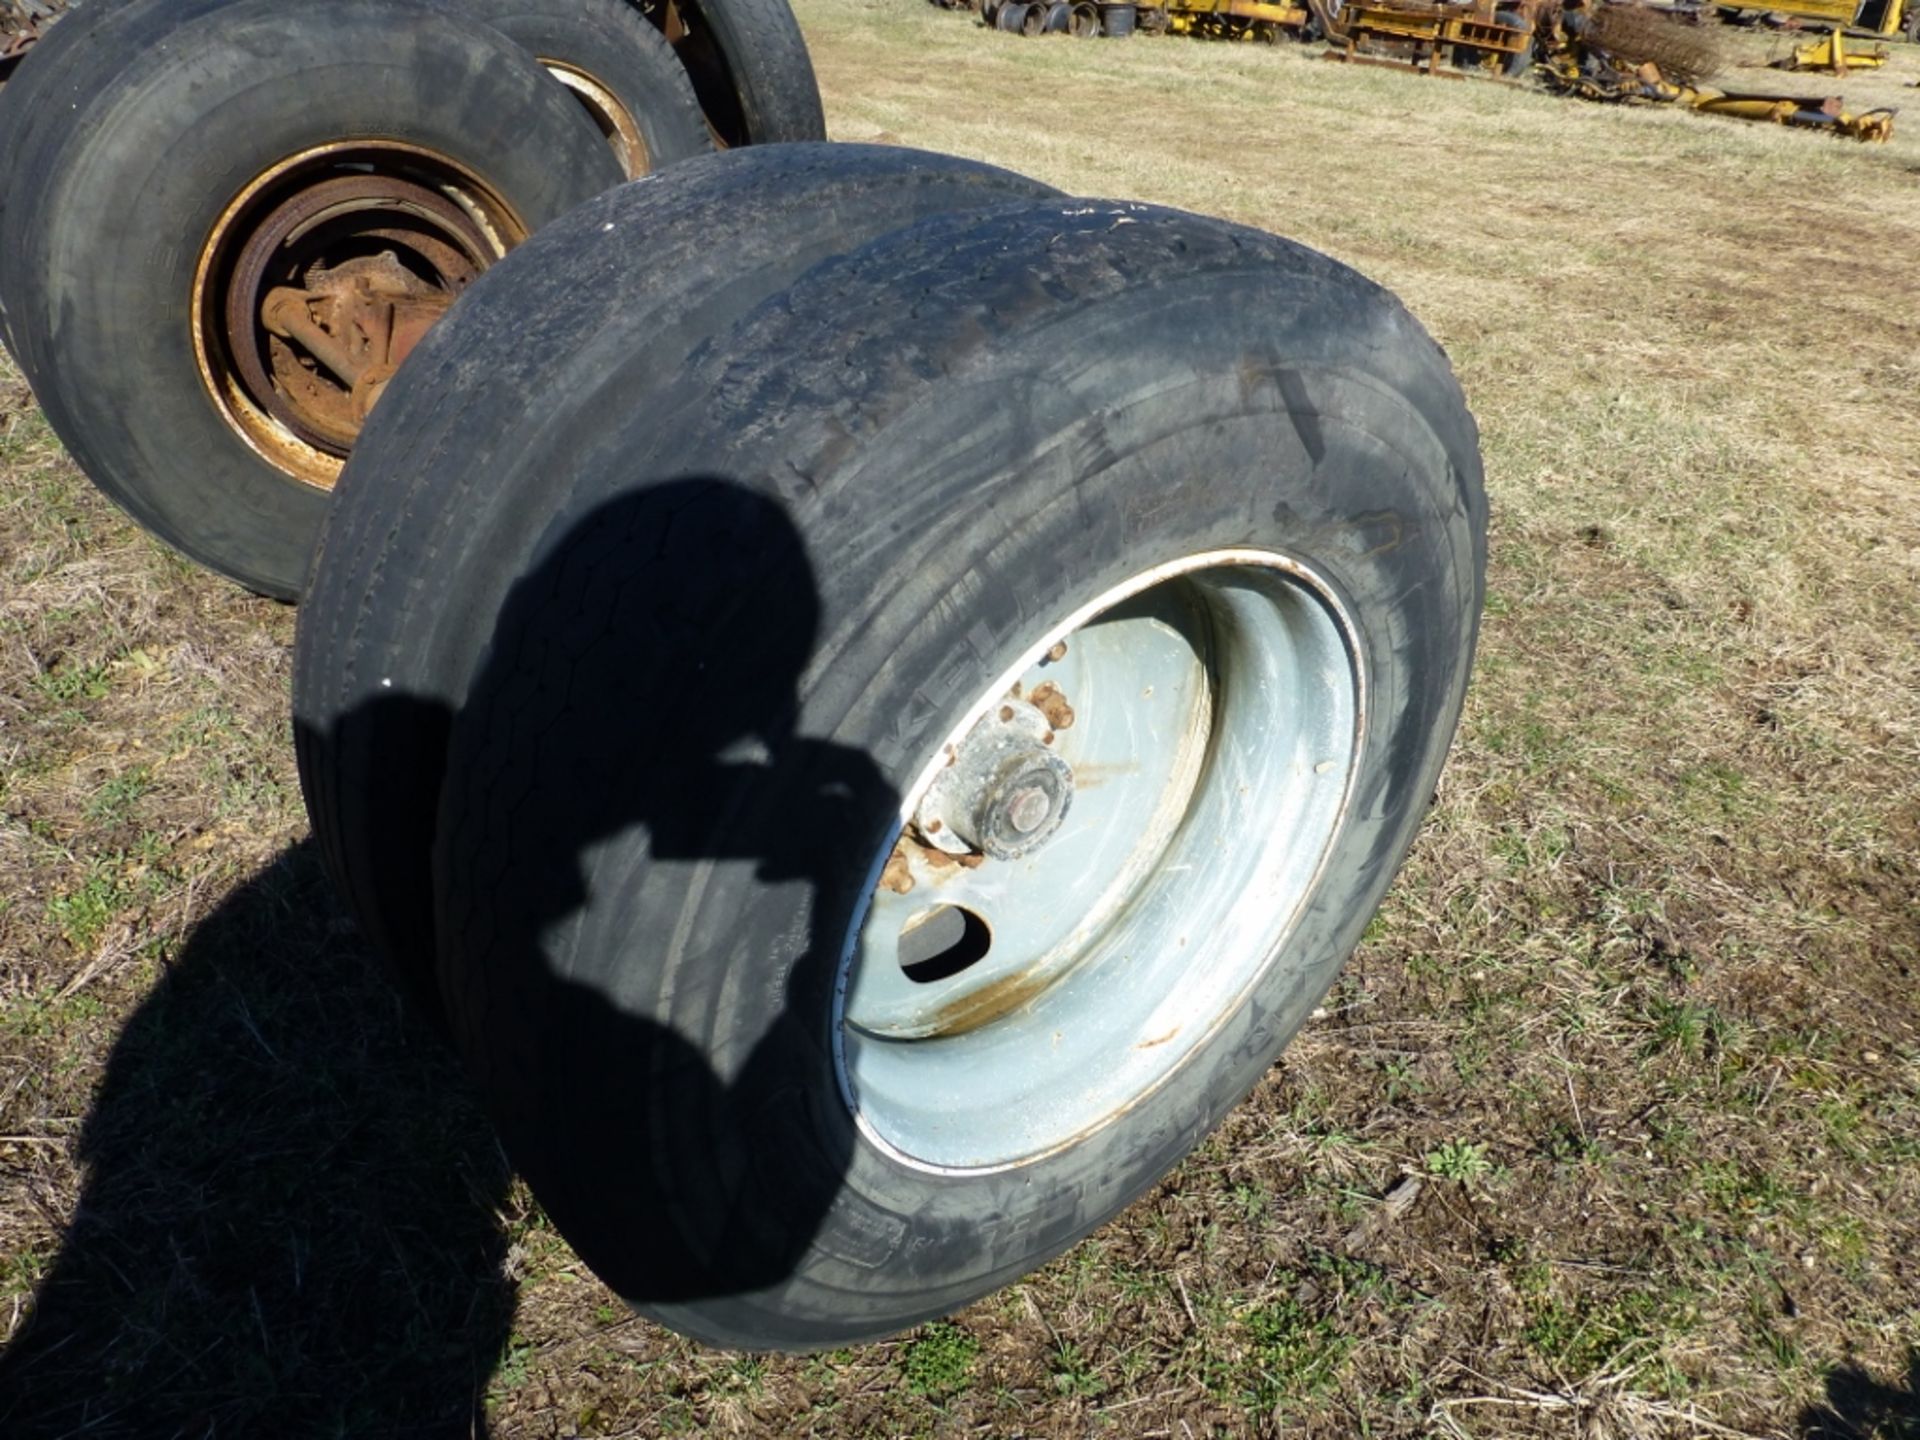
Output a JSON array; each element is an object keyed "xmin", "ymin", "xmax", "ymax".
[{"xmin": 834, "ymin": 549, "xmax": 1366, "ymax": 1175}]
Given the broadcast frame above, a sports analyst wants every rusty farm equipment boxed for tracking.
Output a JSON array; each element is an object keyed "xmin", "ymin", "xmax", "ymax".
[
  {"xmin": 971, "ymin": 0, "xmax": 1544, "ymax": 66},
  {"xmin": 1314, "ymin": 0, "xmax": 1536, "ymax": 76},
  {"xmin": 945, "ymin": 0, "xmax": 1897, "ymax": 140},
  {"xmin": 1541, "ymin": 57, "xmax": 1899, "ymax": 136},
  {"xmin": 1151, "ymin": 0, "xmax": 1309, "ymax": 43},
  {"xmin": 1545, "ymin": 0, "xmax": 1898, "ymax": 137},
  {"xmin": 1771, "ymin": 25, "xmax": 1891, "ymax": 71}
]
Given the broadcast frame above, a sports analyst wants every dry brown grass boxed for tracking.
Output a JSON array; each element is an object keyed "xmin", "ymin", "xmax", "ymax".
[{"xmin": 2, "ymin": 8, "xmax": 1918, "ymax": 1438}]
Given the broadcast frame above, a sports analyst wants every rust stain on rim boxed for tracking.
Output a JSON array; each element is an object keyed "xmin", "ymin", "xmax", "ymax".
[
  {"xmin": 918, "ymin": 965, "xmax": 1055, "ymax": 1039},
  {"xmin": 541, "ymin": 60, "xmax": 652, "ymax": 180}
]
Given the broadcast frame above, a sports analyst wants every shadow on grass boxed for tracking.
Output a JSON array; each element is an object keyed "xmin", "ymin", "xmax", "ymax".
[
  {"xmin": 0, "ymin": 842, "xmax": 514, "ymax": 1439},
  {"xmin": 0, "ymin": 476, "xmax": 894, "ymax": 1431},
  {"xmin": 1801, "ymin": 1352, "xmax": 1920, "ymax": 1440}
]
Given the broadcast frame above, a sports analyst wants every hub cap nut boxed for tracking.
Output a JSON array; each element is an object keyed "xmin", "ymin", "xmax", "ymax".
[
  {"xmin": 915, "ymin": 696, "xmax": 1076, "ymax": 861},
  {"xmin": 977, "ymin": 751, "xmax": 1074, "ymax": 859}
]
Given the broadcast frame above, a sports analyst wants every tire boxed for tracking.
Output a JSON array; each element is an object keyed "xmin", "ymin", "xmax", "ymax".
[
  {"xmin": 1495, "ymin": 8, "xmax": 1532, "ymax": 74},
  {"xmin": 1069, "ymin": 1, "xmax": 1099, "ymax": 35},
  {"xmin": 1021, "ymin": 0, "xmax": 1046, "ymax": 32},
  {"xmin": 0, "ymin": 0, "xmax": 713, "ymax": 185},
  {"xmin": 428, "ymin": 191, "xmax": 1485, "ymax": 1348},
  {"xmin": 1101, "ymin": 1, "xmax": 1137, "ymax": 35},
  {"xmin": 0, "ymin": 0, "xmax": 112, "ymax": 360},
  {"xmin": 294, "ymin": 144, "xmax": 1059, "ymax": 1014},
  {"xmin": 996, "ymin": 1, "xmax": 1027, "ymax": 28},
  {"xmin": 433, "ymin": 0, "xmax": 712, "ymax": 180},
  {"xmin": 0, "ymin": 0, "xmax": 624, "ymax": 599},
  {"xmin": 660, "ymin": 0, "xmax": 825, "ymax": 147},
  {"xmin": 1043, "ymin": 0, "xmax": 1070, "ymax": 29}
]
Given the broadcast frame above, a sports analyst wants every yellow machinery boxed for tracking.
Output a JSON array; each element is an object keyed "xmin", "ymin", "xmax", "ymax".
[
  {"xmin": 1690, "ymin": 88, "xmax": 1895, "ymax": 136},
  {"xmin": 1316, "ymin": 0, "xmax": 1533, "ymax": 72},
  {"xmin": 967, "ymin": 0, "xmax": 1897, "ymax": 141},
  {"xmin": 1158, "ymin": 0, "xmax": 1308, "ymax": 40},
  {"xmin": 1541, "ymin": 49, "xmax": 1897, "ymax": 138},
  {"xmin": 1773, "ymin": 26, "xmax": 1890, "ymax": 70},
  {"xmin": 1718, "ymin": 0, "xmax": 1915, "ymax": 42},
  {"xmin": 1138, "ymin": 0, "xmax": 1534, "ymax": 64}
]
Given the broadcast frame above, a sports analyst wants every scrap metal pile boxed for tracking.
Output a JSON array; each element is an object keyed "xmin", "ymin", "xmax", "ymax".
[
  {"xmin": 1541, "ymin": 0, "xmax": 1896, "ymax": 137},
  {"xmin": 936, "ymin": 0, "xmax": 1899, "ymax": 140}
]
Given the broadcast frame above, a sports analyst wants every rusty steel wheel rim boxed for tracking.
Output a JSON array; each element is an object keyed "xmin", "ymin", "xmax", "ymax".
[
  {"xmin": 192, "ymin": 142, "xmax": 526, "ymax": 491},
  {"xmin": 542, "ymin": 60, "xmax": 652, "ymax": 180},
  {"xmin": 835, "ymin": 552, "xmax": 1367, "ymax": 1175}
]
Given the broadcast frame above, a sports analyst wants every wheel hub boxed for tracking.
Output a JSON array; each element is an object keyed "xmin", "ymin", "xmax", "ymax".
[
  {"xmin": 195, "ymin": 145, "xmax": 524, "ymax": 489},
  {"xmin": 914, "ymin": 695, "xmax": 1075, "ymax": 861}
]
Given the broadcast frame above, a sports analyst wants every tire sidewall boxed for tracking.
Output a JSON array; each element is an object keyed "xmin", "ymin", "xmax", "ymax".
[
  {"xmin": 463, "ymin": 4, "xmax": 712, "ymax": 172},
  {"xmin": 678, "ymin": 0, "xmax": 826, "ymax": 144}
]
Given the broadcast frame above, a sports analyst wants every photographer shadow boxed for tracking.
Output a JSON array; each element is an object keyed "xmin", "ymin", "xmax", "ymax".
[
  {"xmin": 0, "ymin": 476, "xmax": 888, "ymax": 1431},
  {"xmin": 0, "ymin": 841, "xmax": 515, "ymax": 1438},
  {"xmin": 1800, "ymin": 1351, "xmax": 1920, "ymax": 1439},
  {"xmin": 422, "ymin": 476, "xmax": 890, "ymax": 1328}
]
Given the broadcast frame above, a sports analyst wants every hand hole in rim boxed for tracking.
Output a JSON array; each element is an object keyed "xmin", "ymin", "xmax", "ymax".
[{"xmin": 899, "ymin": 905, "xmax": 994, "ymax": 984}]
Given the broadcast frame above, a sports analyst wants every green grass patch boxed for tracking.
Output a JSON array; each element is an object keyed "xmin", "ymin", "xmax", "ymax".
[
  {"xmin": 901, "ymin": 1321, "xmax": 979, "ymax": 1400},
  {"xmin": 1237, "ymin": 1297, "xmax": 1352, "ymax": 1415},
  {"xmin": 85, "ymin": 765, "xmax": 154, "ymax": 826},
  {"xmin": 1523, "ymin": 1283, "xmax": 1692, "ymax": 1382},
  {"xmin": 44, "ymin": 866, "xmax": 125, "ymax": 950},
  {"xmin": 1426, "ymin": 1139, "xmax": 1495, "ymax": 1183},
  {"xmin": 32, "ymin": 656, "xmax": 112, "ymax": 705}
]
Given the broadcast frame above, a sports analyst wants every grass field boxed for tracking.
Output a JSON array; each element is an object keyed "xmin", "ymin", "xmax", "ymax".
[{"xmin": 2, "ymin": 4, "xmax": 1918, "ymax": 1436}]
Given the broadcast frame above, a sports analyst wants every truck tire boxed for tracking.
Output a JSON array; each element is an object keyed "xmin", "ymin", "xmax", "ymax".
[
  {"xmin": 426, "ymin": 0, "xmax": 711, "ymax": 179},
  {"xmin": 0, "ymin": 0, "xmax": 709, "ymax": 347},
  {"xmin": 294, "ymin": 145, "xmax": 1059, "ymax": 1013},
  {"xmin": 1454, "ymin": 9, "xmax": 1531, "ymax": 74},
  {"xmin": 0, "ymin": 0, "xmax": 712, "ymax": 183},
  {"xmin": 426, "ymin": 190, "xmax": 1485, "ymax": 1348},
  {"xmin": 663, "ymin": 0, "xmax": 826, "ymax": 146},
  {"xmin": 1496, "ymin": 9, "xmax": 1532, "ymax": 75},
  {"xmin": 0, "ymin": 0, "xmax": 624, "ymax": 598}
]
